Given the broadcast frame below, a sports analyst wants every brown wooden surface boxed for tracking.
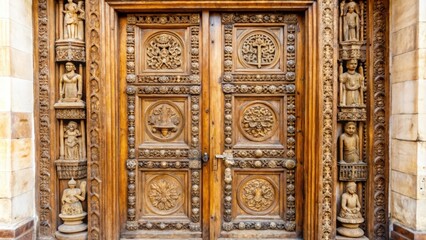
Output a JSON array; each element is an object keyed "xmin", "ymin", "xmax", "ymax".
[{"xmin": 32, "ymin": 1, "xmax": 391, "ymax": 239}]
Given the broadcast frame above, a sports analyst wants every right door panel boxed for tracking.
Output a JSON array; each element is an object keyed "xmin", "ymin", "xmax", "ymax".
[{"xmin": 217, "ymin": 12, "xmax": 301, "ymax": 239}]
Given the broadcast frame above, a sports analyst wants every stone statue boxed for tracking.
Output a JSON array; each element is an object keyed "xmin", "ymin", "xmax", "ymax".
[
  {"xmin": 342, "ymin": 0, "xmax": 360, "ymax": 41},
  {"xmin": 61, "ymin": 178, "xmax": 86, "ymax": 215},
  {"xmin": 60, "ymin": 62, "xmax": 83, "ymax": 102},
  {"xmin": 64, "ymin": 121, "xmax": 81, "ymax": 160},
  {"xmin": 337, "ymin": 181, "xmax": 364, "ymax": 237},
  {"xmin": 339, "ymin": 122, "xmax": 360, "ymax": 163},
  {"xmin": 63, "ymin": 0, "xmax": 85, "ymax": 40},
  {"xmin": 339, "ymin": 59, "xmax": 365, "ymax": 106}
]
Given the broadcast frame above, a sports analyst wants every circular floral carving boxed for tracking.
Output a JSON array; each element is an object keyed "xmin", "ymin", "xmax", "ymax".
[
  {"xmin": 238, "ymin": 30, "xmax": 279, "ymax": 69},
  {"xmin": 238, "ymin": 177, "xmax": 277, "ymax": 214},
  {"xmin": 240, "ymin": 102, "xmax": 278, "ymax": 142},
  {"xmin": 147, "ymin": 175, "xmax": 183, "ymax": 215},
  {"xmin": 146, "ymin": 101, "xmax": 184, "ymax": 142}
]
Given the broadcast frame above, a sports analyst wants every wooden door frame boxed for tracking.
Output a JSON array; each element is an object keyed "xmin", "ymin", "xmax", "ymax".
[{"xmin": 33, "ymin": 0, "xmax": 389, "ymax": 239}]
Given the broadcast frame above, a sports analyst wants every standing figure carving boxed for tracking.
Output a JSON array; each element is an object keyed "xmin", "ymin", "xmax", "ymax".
[
  {"xmin": 63, "ymin": 0, "xmax": 85, "ymax": 40},
  {"xmin": 60, "ymin": 62, "xmax": 83, "ymax": 102},
  {"xmin": 339, "ymin": 59, "xmax": 364, "ymax": 106},
  {"xmin": 64, "ymin": 121, "xmax": 81, "ymax": 160},
  {"xmin": 342, "ymin": 0, "xmax": 360, "ymax": 42},
  {"xmin": 61, "ymin": 178, "xmax": 86, "ymax": 215},
  {"xmin": 339, "ymin": 122, "xmax": 360, "ymax": 163}
]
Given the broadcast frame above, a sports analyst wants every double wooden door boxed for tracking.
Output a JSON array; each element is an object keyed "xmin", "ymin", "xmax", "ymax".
[{"xmin": 120, "ymin": 11, "xmax": 304, "ymax": 239}]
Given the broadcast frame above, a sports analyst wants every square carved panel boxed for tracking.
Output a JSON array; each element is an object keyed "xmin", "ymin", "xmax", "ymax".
[
  {"xmin": 232, "ymin": 96, "xmax": 286, "ymax": 149},
  {"xmin": 233, "ymin": 26, "xmax": 285, "ymax": 72},
  {"xmin": 138, "ymin": 170, "xmax": 190, "ymax": 220},
  {"xmin": 232, "ymin": 169, "xmax": 285, "ymax": 221},
  {"xmin": 137, "ymin": 28, "xmax": 190, "ymax": 75},
  {"xmin": 137, "ymin": 96, "xmax": 190, "ymax": 149}
]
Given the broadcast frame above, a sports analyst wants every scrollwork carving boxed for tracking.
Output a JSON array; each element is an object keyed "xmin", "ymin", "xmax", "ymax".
[
  {"xmin": 146, "ymin": 33, "xmax": 182, "ymax": 70},
  {"xmin": 146, "ymin": 102, "xmax": 183, "ymax": 141},
  {"xmin": 240, "ymin": 103, "xmax": 277, "ymax": 141}
]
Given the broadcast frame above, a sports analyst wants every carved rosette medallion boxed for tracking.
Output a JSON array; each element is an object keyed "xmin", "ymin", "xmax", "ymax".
[
  {"xmin": 240, "ymin": 102, "xmax": 277, "ymax": 142},
  {"xmin": 238, "ymin": 31, "xmax": 279, "ymax": 69},
  {"xmin": 146, "ymin": 33, "xmax": 183, "ymax": 70},
  {"xmin": 146, "ymin": 101, "xmax": 183, "ymax": 141},
  {"xmin": 146, "ymin": 175, "xmax": 183, "ymax": 215},
  {"xmin": 238, "ymin": 178, "xmax": 276, "ymax": 214}
]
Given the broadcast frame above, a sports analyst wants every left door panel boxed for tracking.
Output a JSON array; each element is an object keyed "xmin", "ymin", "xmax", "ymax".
[{"xmin": 121, "ymin": 13, "xmax": 203, "ymax": 239}]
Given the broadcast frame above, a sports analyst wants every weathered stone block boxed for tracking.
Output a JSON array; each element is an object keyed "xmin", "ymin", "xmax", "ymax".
[
  {"xmin": 391, "ymin": 139, "xmax": 418, "ymax": 175},
  {"xmin": 392, "ymin": 170, "xmax": 417, "ymax": 198},
  {"xmin": 391, "ymin": 191, "xmax": 417, "ymax": 229},
  {"xmin": 391, "ymin": 0, "xmax": 418, "ymax": 33}
]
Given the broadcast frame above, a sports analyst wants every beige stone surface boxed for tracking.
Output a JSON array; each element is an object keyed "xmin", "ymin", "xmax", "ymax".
[
  {"xmin": 10, "ymin": 20, "xmax": 32, "ymax": 54},
  {"xmin": 11, "ymin": 138, "xmax": 33, "ymax": 171},
  {"xmin": 11, "ymin": 78, "xmax": 33, "ymax": 113},
  {"xmin": 391, "ymin": 139, "xmax": 418, "ymax": 175},
  {"xmin": 0, "ymin": 198, "xmax": 12, "ymax": 222},
  {"xmin": 0, "ymin": 77, "xmax": 11, "ymax": 111},
  {"xmin": 0, "ymin": 139, "xmax": 11, "ymax": 170},
  {"xmin": 418, "ymin": 80, "xmax": 426, "ymax": 113},
  {"xmin": 416, "ymin": 198, "xmax": 426, "ymax": 229},
  {"xmin": 391, "ymin": 191, "xmax": 417, "ymax": 229},
  {"xmin": 0, "ymin": 112, "xmax": 11, "ymax": 139},
  {"xmin": 11, "ymin": 112, "xmax": 32, "ymax": 139},
  {"xmin": 0, "ymin": 170, "xmax": 11, "ymax": 198},
  {"xmin": 419, "ymin": 0, "xmax": 426, "ymax": 22},
  {"xmin": 391, "ymin": 80, "xmax": 417, "ymax": 114},
  {"xmin": 391, "ymin": 0, "xmax": 418, "ymax": 33},
  {"xmin": 418, "ymin": 142, "xmax": 426, "ymax": 175},
  {"xmin": 0, "ymin": 0, "xmax": 10, "ymax": 19},
  {"xmin": 392, "ymin": 170, "xmax": 418, "ymax": 198},
  {"xmin": 10, "ymin": 47, "xmax": 32, "ymax": 80},
  {"xmin": 11, "ymin": 167, "xmax": 34, "ymax": 197},
  {"xmin": 0, "ymin": 19, "xmax": 10, "ymax": 47},
  {"xmin": 391, "ymin": 50, "xmax": 418, "ymax": 83},
  {"xmin": 0, "ymin": 46, "xmax": 11, "ymax": 76},
  {"xmin": 391, "ymin": 115, "xmax": 418, "ymax": 141},
  {"xmin": 11, "ymin": 190, "xmax": 34, "ymax": 221},
  {"xmin": 418, "ymin": 22, "xmax": 426, "ymax": 50},
  {"xmin": 9, "ymin": 0, "xmax": 32, "ymax": 28},
  {"xmin": 392, "ymin": 24, "xmax": 417, "ymax": 56}
]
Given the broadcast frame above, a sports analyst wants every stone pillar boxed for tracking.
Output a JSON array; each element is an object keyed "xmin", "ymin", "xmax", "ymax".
[
  {"xmin": 390, "ymin": 0, "xmax": 426, "ymax": 238},
  {"xmin": 0, "ymin": 0, "xmax": 35, "ymax": 239}
]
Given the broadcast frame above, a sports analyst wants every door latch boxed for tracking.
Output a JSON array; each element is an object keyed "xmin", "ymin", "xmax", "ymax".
[{"xmin": 202, "ymin": 152, "xmax": 209, "ymax": 164}]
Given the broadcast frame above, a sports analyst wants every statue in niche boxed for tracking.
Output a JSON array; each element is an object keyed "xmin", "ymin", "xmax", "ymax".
[
  {"xmin": 342, "ymin": 0, "xmax": 360, "ymax": 42},
  {"xmin": 60, "ymin": 62, "xmax": 83, "ymax": 103},
  {"xmin": 339, "ymin": 59, "xmax": 365, "ymax": 106},
  {"xmin": 61, "ymin": 178, "xmax": 86, "ymax": 215},
  {"xmin": 339, "ymin": 122, "xmax": 360, "ymax": 163},
  {"xmin": 64, "ymin": 121, "xmax": 81, "ymax": 160},
  {"xmin": 63, "ymin": 0, "xmax": 85, "ymax": 40},
  {"xmin": 337, "ymin": 181, "xmax": 364, "ymax": 237}
]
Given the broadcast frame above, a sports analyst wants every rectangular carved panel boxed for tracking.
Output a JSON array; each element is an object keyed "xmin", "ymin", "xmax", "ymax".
[
  {"xmin": 126, "ymin": 13, "xmax": 202, "ymax": 233},
  {"xmin": 220, "ymin": 13, "xmax": 298, "ymax": 236}
]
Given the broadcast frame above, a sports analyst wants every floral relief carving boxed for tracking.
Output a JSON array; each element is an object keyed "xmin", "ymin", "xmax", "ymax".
[
  {"xmin": 148, "ymin": 178, "xmax": 182, "ymax": 212},
  {"xmin": 240, "ymin": 103, "xmax": 277, "ymax": 142},
  {"xmin": 240, "ymin": 178, "xmax": 276, "ymax": 212},
  {"xmin": 147, "ymin": 33, "xmax": 183, "ymax": 70},
  {"xmin": 239, "ymin": 31, "xmax": 279, "ymax": 69}
]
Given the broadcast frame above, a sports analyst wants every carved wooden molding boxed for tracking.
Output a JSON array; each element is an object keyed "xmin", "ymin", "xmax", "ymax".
[
  {"xmin": 369, "ymin": 0, "xmax": 389, "ymax": 238},
  {"xmin": 317, "ymin": 0, "xmax": 337, "ymax": 238},
  {"xmin": 86, "ymin": 0, "xmax": 102, "ymax": 238}
]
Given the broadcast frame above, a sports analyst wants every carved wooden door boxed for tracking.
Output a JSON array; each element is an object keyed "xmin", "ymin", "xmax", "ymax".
[{"xmin": 121, "ymin": 12, "xmax": 302, "ymax": 239}]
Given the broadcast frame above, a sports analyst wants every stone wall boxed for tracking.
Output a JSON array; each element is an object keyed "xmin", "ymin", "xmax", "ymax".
[
  {"xmin": 0, "ymin": 0, "xmax": 35, "ymax": 239},
  {"xmin": 390, "ymin": 0, "xmax": 426, "ymax": 238}
]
